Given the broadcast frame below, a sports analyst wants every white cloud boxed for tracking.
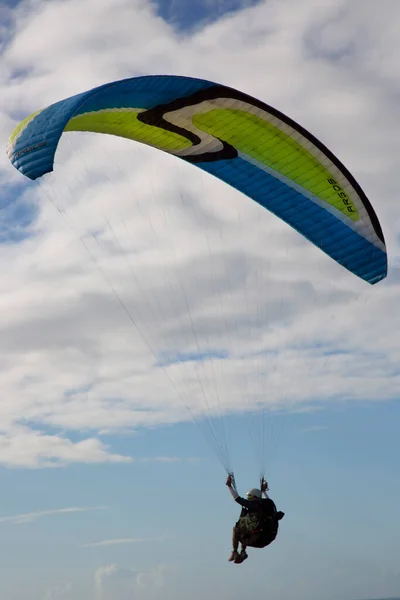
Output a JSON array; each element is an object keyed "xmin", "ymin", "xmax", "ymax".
[
  {"xmin": 94, "ymin": 563, "xmax": 176, "ymax": 600},
  {"xmin": 44, "ymin": 583, "xmax": 73, "ymax": 600},
  {"xmin": 83, "ymin": 537, "xmax": 164, "ymax": 548},
  {"xmin": 0, "ymin": 505, "xmax": 106, "ymax": 524},
  {"xmin": 0, "ymin": 0, "xmax": 399, "ymax": 470},
  {"xmin": 0, "ymin": 425, "xmax": 192, "ymax": 467},
  {"xmin": 95, "ymin": 564, "xmax": 119, "ymax": 600},
  {"xmin": 0, "ymin": 426, "xmax": 132, "ymax": 467}
]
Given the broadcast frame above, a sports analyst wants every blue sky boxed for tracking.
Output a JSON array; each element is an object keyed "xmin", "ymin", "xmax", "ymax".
[
  {"xmin": 1, "ymin": 0, "xmax": 400, "ymax": 599},
  {"xmin": 154, "ymin": 0, "xmax": 262, "ymax": 31},
  {"xmin": 0, "ymin": 402, "xmax": 399, "ymax": 599}
]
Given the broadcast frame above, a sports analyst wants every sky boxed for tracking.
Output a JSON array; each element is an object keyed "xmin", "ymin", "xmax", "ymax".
[{"xmin": 0, "ymin": 0, "xmax": 400, "ymax": 598}]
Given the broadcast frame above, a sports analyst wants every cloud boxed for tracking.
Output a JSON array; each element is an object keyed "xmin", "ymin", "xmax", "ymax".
[
  {"xmin": 95, "ymin": 564, "xmax": 120, "ymax": 600},
  {"xmin": 0, "ymin": 0, "xmax": 400, "ymax": 470},
  {"xmin": 83, "ymin": 537, "xmax": 164, "ymax": 548},
  {"xmin": 94, "ymin": 563, "xmax": 176, "ymax": 600},
  {"xmin": 0, "ymin": 505, "xmax": 106, "ymax": 525},
  {"xmin": 135, "ymin": 456, "xmax": 198, "ymax": 463},
  {"xmin": 44, "ymin": 583, "xmax": 73, "ymax": 600},
  {"xmin": 0, "ymin": 426, "xmax": 132, "ymax": 468},
  {"xmin": 0, "ymin": 425, "xmax": 193, "ymax": 467}
]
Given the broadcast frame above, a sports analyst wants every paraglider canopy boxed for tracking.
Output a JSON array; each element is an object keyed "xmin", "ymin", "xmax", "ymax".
[{"xmin": 7, "ymin": 74, "xmax": 387, "ymax": 285}]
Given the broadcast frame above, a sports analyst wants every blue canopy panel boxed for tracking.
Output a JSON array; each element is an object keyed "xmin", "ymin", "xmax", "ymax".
[{"xmin": 197, "ymin": 156, "xmax": 387, "ymax": 285}]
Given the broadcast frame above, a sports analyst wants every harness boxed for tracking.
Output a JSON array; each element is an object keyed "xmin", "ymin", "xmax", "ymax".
[{"xmin": 236, "ymin": 503, "xmax": 280, "ymax": 548}]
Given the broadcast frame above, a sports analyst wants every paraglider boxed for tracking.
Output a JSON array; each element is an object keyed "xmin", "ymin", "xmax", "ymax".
[
  {"xmin": 226, "ymin": 474, "xmax": 284, "ymax": 564},
  {"xmin": 6, "ymin": 74, "xmax": 387, "ymax": 560}
]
